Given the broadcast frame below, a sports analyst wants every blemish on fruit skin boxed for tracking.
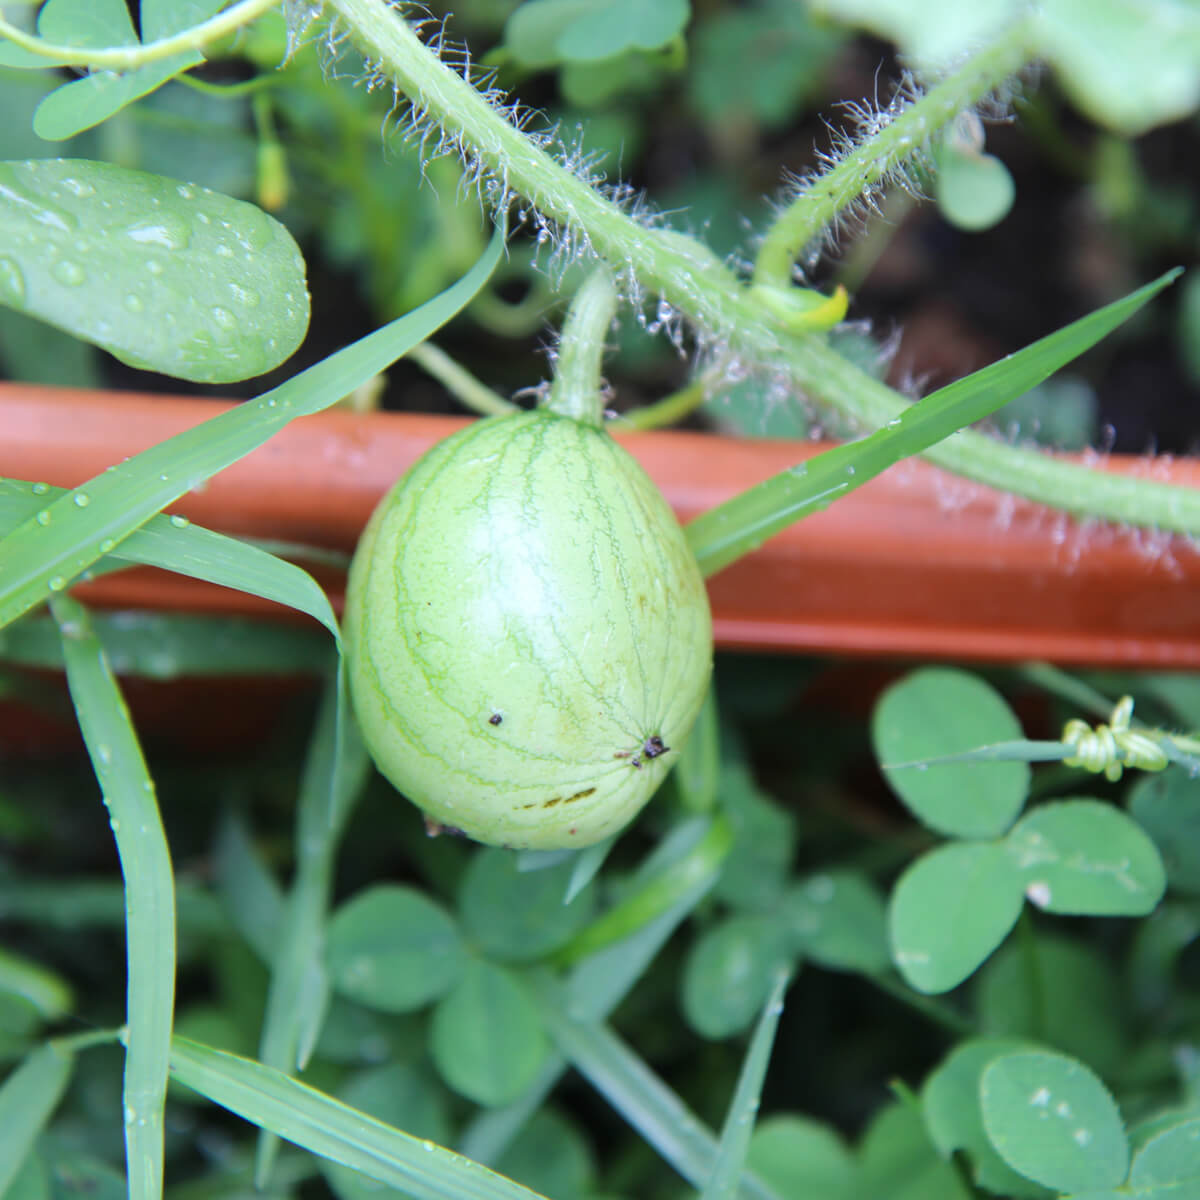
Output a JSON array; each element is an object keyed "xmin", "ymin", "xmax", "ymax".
[{"xmin": 489, "ymin": 713, "xmax": 503, "ymax": 725}]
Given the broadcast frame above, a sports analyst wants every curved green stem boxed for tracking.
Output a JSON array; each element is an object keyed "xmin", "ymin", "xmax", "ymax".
[
  {"xmin": 0, "ymin": 0, "xmax": 279, "ymax": 69},
  {"xmin": 753, "ymin": 26, "xmax": 1034, "ymax": 288},
  {"xmin": 612, "ymin": 375, "xmax": 709, "ymax": 431},
  {"xmin": 408, "ymin": 341, "xmax": 515, "ymax": 417},
  {"xmin": 544, "ymin": 267, "xmax": 616, "ymax": 427}
]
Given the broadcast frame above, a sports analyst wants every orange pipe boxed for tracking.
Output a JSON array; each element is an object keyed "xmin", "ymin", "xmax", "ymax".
[{"xmin": 4, "ymin": 382, "xmax": 1200, "ymax": 667}]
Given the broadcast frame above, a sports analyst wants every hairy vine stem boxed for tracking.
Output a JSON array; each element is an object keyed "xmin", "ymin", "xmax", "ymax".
[
  {"xmin": 752, "ymin": 28, "xmax": 1034, "ymax": 288},
  {"xmin": 324, "ymin": 0, "xmax": 1200, "ymax": 542}
]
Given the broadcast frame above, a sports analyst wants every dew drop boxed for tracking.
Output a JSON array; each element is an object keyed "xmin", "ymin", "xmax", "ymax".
[
  {"xmin": 125, "ymin": 214, "xmax": 190, "ymax": 251},
  {"xmin": 73, "ymin": 492, "xmax": 90, "ymax": 507},
  {"xmin": 51, "ymin": 260, "xmax": 86, "ymax": 287},
  {"xmin": 146, "ymin": 260, "xmax": 164, "ymax": 277},
  {"xmin": 99, "ymin": 538, "xmax": 115, "ymax": 553},
  {"xmin": 176, "ymin": 184, "xmax": 195, "ymax": 200},
  {"xmin": 228, "ymin": 282, "xmax": 260, "ymax": 308},
  {"xmin": 61, "ymin": 177, "xmax": 95, "ymax": 199},
  {"xmin": 35, "ymin": 510, "xmax": 51, "ymax": 526},
  {"xmin": 31, "ymin": 481, "xmax": 48, "ymax": 495},
  {"xmin": 48, "ymin": 576, "xmax": 65, "ymax": 591},
  {"xmin": 0, "ymin": 256, "xmax": 26, "ymax": 307},
  {"xmin": 123, "ymin": 293, "xmax": 144, "ymax": 314},
  {"xmin": 169, "ymin": 514, "xmax": 190, "ymax": 529},
  {"xmin": 97, "ymin": 744, "xmax": 112, "ymax": 764},
  {"xmin": 210, "ymin": 305, "xmax": 236, "ymax": 330}
]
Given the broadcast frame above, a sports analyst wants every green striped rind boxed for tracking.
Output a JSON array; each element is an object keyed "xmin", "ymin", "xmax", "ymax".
[{"xmin": 344, "ymin": 410, "xmax": 712, "ymax": 849}]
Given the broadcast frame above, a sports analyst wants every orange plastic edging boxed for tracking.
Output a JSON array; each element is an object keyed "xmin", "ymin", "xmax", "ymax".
[{"xmin": 4, "ymin": 382, "xmax": 1200, "ymax": 668}]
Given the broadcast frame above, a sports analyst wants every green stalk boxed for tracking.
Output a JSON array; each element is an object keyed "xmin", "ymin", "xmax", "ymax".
[
  {"xmin": 544, "ymin": 267, "xmax": 616, "ymax": 427},
  {"xmin": 752, "ymin": 28, "xmax": 1034, "ymax": 288},
  {"xmin": 322, "ymin": 3, "xmax": 1200, "ymax": 539}
]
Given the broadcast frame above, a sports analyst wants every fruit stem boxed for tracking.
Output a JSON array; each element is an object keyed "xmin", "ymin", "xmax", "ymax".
[{"xmin": 543, "ymin": 267, "xmax": 616, "ymax": 428}]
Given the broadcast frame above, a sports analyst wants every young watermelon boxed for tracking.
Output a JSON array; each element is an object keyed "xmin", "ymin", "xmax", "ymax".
[{"xmin": 343, "ymin": 408, "xmax": 713, "ymax": 849}]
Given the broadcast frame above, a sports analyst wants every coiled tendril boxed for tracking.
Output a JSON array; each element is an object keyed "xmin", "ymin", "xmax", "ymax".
[{"xmin": 1061, "ymin": 696, "xmax": 1170, "ymax": 782}]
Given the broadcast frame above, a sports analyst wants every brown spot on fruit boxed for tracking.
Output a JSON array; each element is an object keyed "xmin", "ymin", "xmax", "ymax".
[
  {"xmin": 489, "ymin": 713, "xmax": 503, "ymax": 726},
  {"xmin": 643, "ymin": 735, "xmax": 667, "ymax": 759},
  {"xmin": 565, "ymin": 788, "xmax": 596, "ymax": 803}
]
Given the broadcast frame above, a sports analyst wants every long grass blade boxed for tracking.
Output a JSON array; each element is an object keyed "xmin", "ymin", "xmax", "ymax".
[
  {"xmin": 0, "ymin": 218, "xmax": 505, "ymax": 630},
  {"xmin": 50, "ymin": 594, "xmax": 175, "ymax": 1200},
  {"xmin": 459, "ymin": 817, "xmax": 732, "ymax": 1166},
  {"xmin": 254, "ymin": 675, "xmax": 370, "ymax": 1186},
  {"xmin": 688, "ymin": 269, "xmax": 1181, "ymax": 576},
  {"xmin": 532, "ymin": 978, "xmax": 782, "ymax": 1200},
  {"xmin": 1, "ymin": 611, "xmax": 329, "ymax": 677},
  {"xmin": 169, "ymin": 1037, "xmax": 549, "ymax": 1200},
  {"xmin": 0, "ymin": 1042, "xmax": 73, "ymax": 1194},
  {"xmin": 701, "ymin": 970, "xmax": 790, "ymax": 1200}
]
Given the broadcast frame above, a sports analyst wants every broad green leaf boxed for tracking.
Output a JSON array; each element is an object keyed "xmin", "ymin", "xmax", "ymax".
[
  {"xmin": 325, "ymin": 886, "xmax": 466, "ymax": 1015},
  {"xmin": 493, "ymin": 1109, "xmax": 596, "ymax": 1200},
  {"xmin": 1004, "ymin": 799, "xmax": 1166, "ymax": 916},
  {"xmin": 0, "ymin": 1043, "xmax": 72, "ymax": 1194},
  {"xmin": 712, "ymin": 763, "xmax": 797, "ymax": 912},
  {"xmin": 873, "ymin": 668, "xmax": 1028, "ymax": 839},
  {"xmin": 935, "ymin": 148, "xmax": 1015, "ymax": 232},
  {"xmin": 1128, "ymin": 1116, "xmax": 1200, "ymax": 1192},
  {"xmin": 505, "ymin": 0, "xmax": 688, "ymax": 68},
  {"xmin": 37, "ymin": 0, "xmax": 136, "ymax": 46},
  {"xmin": 321, "ymin": 1064, "xmax": 452, "ymax": 1200},
  {"xmin": 975, "ymin": 936, "xmax": 1127, "ymax": 1076},
  {"xmin": 35, "ymin": 58, "xmax": 201, "ymax": 140},
  {"xmin": 889, "ymin": 841, "xmax": 1025, "ymax": 993},
  {"xmin": 688, "ymin": 0, "xmax": 844, "ymax": 130},
  {"xmin": 0, "ymin": 217, "xmax": 504, "ymax": 631},
  {"xmin": 922, "ymin": 1039, "xmax": 1053, "ymax": 1198},
  {"xmin": 702, "ymin": 970, "xmax": 789, "ymax": 1200},
  {"xmin": 1128, "ymin": 901, "xmax": 1200, "ymax": 1015},
  {"xmin": 780, "ymin": 870, "xmax": 890, "ymax": 974},
  {"xmin": 747, "ymin": 1115, "xmax": 856, "ymax": 1200},
  {"xmin": 143, "ymin": 0, "xmax": 231, "ymax": 40},
  {"xmin": 813, "ymin": 0, "xmax": 1200, "ymax": 134},
  {"xmin": 681, "ymin": 914, "xmax": 793, "ymax": 1039},
  {"xmin": 1128, "ymin": 771, "xmax": 1200, "ymax": 895},
  {"xmin": 458, "ymin": 848, "xmax": 595, "ymax": 963},
  {"xmin": 1035, "ymin": 0, "xmax": 1200, "ymax": 136},
  {"xmin": 980, "ymin": 1050, "xmax": 1128, "ymax": 1192},
  {"xmin": 687, "ymin": 270, "xmax": 1180, "ymax": 575},
  {"xmin": 857, "ymin": 1102, "xmax": 973, "ymax": 1200},
  {"xmin": 430, "ymin": 960, "xmax": 548, "ymax": 1107},
  {"xmin": 0, "ymin": 159, "xmax": 308, "ymax": 380},
  {"xmin": 168, "ymin": 1036, "xmax": 548, "ymax": 1199}
]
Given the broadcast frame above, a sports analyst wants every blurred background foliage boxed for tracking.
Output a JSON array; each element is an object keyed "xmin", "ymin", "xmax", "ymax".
[{"xmin": 1, "ymin": 0, "xmax": 1197, "ymax": 451}]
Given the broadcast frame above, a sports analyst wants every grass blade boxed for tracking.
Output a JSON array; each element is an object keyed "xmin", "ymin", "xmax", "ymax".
[
  {"xmin": 1, "ymin": 611, "xmax": 329, "ymax": 677},
  {"xmin": 0, "ymin": 218, "xmax": 505, "ymax": 631},
  {"xmin": 459, "ymin": 817, "xmax": 731, "ymax": 1166},
  {"xmin": 50, "ymin": 593, "xmax": 175, "ymax": 1200},
  {"xmin": 0, "ymin": 1042, "xmax": 73, "ymax": 1194},
  {"xmin": 701, "ymin": 970, "xmax": 790, "ymax": 1200},
  {"xmin": 0, "ymin": 480, "xmax": 341, "ymax": 644},
  {"xmin": 254, "ymin": 676, "xmax": 371, "ymax": 1186},
  {"xmin": 169, "ymin": 1036, "xmax": 549, "ymax": 1200},
  {"xmin": 688, "ymin": 269, "xmax": 1181, "ymax": 576},
  {"xmin": 532, "ymin": 978, "xmax": 782, "ymax": 1200}
]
